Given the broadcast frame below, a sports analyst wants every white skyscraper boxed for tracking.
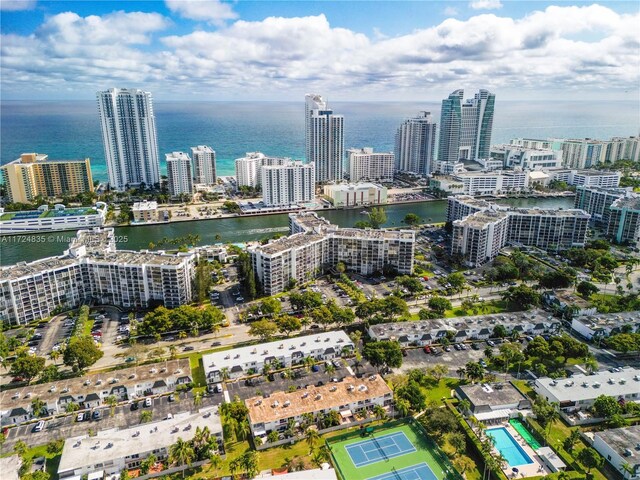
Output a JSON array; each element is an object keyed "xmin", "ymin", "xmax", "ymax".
[
  {"xmin": 394, "ymin": 111, "xmax": 437, "ymax": 175},
  {"xmin": 305, "ymin": 94, "xmax": 344, "ymax": 183},
  {"xmin": 262, "ymin": 161, "xmax": 315, "ymax": 207},
  {"xmin": 166, "ymin": 152, "xmax": 193, "ymax": 196},
  {"xmin": 191, "ymin": 145, "xmax": 216, "ymax": 185},
  {"xmin": 346, "ymin": 148, "xmax": 395, "ymax": 182},
  {"xmin": 235, "ymin": 153, "xmax": 289, "ymax": 189},
  {"xmin": 96, "ymin": 88, "xmax": 160, "ymax": 190}
]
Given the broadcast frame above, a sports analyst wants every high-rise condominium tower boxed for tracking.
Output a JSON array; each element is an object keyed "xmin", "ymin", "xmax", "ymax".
[
  {"xmin": 438, "ymin": 89, "xmax": 495, "ymax": 164},
  {"xmin": 305, "ymin": 94, "xmax": 344, "ymax": 183},
  {"xmin": 166, "ymin": 152, "xmax": 193, "ymax": 196},
  {"xmin": 97, "ymin": 88, "xmax": 160, "ymax": 190},
  {"xmin": 395, "ymin": 111, "xmax": 437, "ymax": 175},
  {"xmin": 191, "ymin": 145, "xmax": 217, "ymax": 185}
]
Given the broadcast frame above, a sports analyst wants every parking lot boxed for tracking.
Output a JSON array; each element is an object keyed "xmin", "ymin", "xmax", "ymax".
[
  {"xmin": 4, "ymin": 390, "xmax": 224, "ymax": 450},
  {"xmin": 397, "ymin": 342, "xmax": 494, "ymax": 376},
  {"xmin": 226, "ymin": 358, "xmax": 377, "ymax": 401}
]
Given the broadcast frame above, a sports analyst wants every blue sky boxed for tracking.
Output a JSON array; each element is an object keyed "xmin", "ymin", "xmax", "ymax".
[{"xmin": 1, "ymin": 1, "xmax": 639, "ymax": 101}]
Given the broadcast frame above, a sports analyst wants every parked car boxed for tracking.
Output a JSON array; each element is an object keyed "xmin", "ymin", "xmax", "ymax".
[
  {"xmin": 168, "ymin": 395, "xmax": 175, "ymax": 403},
  {"xmin": 33, "ymin": 420, "xmax": 45, "ymax": 432},
  {"xmin": 92, "ymin": 410, "xmax": 101, "ymax": 420},
  {"xmin": 144, "ymin": 397, "xmax": 152, "ymax": 408},
  {"xmin": 76, "ymin": 413, "xmax": 85, "ymax": 422},
  {"xmin": 423, "ymin": 346, "xmax": 431, "ymax": 354}
]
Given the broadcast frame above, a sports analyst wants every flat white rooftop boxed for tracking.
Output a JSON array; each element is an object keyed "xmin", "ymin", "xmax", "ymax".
[
  {"xmin": 58, "ymin": 406, "xmax": 221, "ymax": 475},
  {"xmin": 202, "ymin": 331, "xmax": 353, "ymax": 378},
  {"xmin": 535, "ymin": 367, "xmax": 640, "ymax": 403}
]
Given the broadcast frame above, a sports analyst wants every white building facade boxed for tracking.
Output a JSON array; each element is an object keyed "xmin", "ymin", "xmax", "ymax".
[
  {"xmin": 305, "ymin": 94, "xmax": 344, "ymax": 182},
  {"xmin": 166, "ymin": 151, "xmax": 194, "ymax": 196},
  {"xmin": 262, "ymin": 161, "xmax": 315, "ymax": 207},
  {"xmin": 96, "ymin": 88, "xmax": 160, "ymax": 190},
  {"xmin": 346, "ymin": 148, "xmax": 394, "ymax": 182},
  {"xmin": 323, "ymin": 183, "xmax": 387, "ymax": 208},
  {"xmin": 394, "ymin": 111, "xmax": 437, "ymax": 175},
  {"xmin": 191, "ymin": 145, "xmax": 216, "ymax": 185}
]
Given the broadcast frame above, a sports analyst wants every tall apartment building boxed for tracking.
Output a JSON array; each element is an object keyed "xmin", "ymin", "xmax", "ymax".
[
  {"xmin": 489, "ymin": 145, "xmax": 562, "ymax": 170},
  {"xmin": 234, "ymin": 153, "xmax": 289, "ymax": 188},
  {"xmin": 438, "ymin": 89, "xmax": 495, "ymax": 166},
  {"xmin": 448, "ymin": 196, "xmax": 590, "ymax": 266},
  {"xmin": 0, "ymin": 229, "xmax": 195, "ymax": 325},
  {"xmin": 574, "ymin": 186, "xmax": 634, "ymax": 224},
  {"xmin": 346, "ymin": 148, "xmax": 394, "ymax": 182},
  {"xmin": 250, "ymin": 212, "xmax": 415, "ymax": 295},
  {"xmin": 96, "ymin": 88, "xmax": 160, "ymax": 190},
  {"xmin": 191, "ymin": 145, "xmax": 216, "ymax": 185},
  {"xmin": 1, "ymin": 153, "xmax": 94, "ymax": 203},
  {"xmin": 305, "ymin": 94, "xmax": 344, "ymax": 182},
  {"xmin": 394, "ymin": 111, "xmax": 437, "ymax": 175},
  {"xmin": 607, "ymin": 196, "xmax": 640, "ymax": 246},
  {"xmin": 166, "ymin": 152, "xmax": 194, "ymax": 196},
  {"xmin": 261, "ymin": 161, "xmax": 315, "ymax": 207},
  {"xmin": 559, "ymin": 139, "xmax": 607, "ymax": 169}
]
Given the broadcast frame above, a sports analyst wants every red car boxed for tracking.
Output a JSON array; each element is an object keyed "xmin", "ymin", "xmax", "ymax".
[{"xmin": 423, "ymin": 346, "xmax": 431, "ymax": 354}]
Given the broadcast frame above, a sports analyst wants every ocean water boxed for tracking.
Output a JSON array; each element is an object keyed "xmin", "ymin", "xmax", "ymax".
[{"xmin": 2, "ymin": 100, "xmax": 639, "ymax": 181}]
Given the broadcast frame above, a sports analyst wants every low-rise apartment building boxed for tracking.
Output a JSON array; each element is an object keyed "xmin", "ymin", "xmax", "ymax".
[
  {"xmin": 547, "ymin": 169, "xmax": 621, "ymax": 188},
  {"xmin": 490, "ymin": 144, "xmax": 562, "ymax": 170},
  {"xmin": 1, "ymin": 228, "xmax": 196, "ymax": 325},
  {"xmin": 250, "ymin": 212, "xmax": 415, "ymax": 295},
  {"xmin": 0, "ymin": 359, "xmax": 191, "ymax": 425},
  {"xmin": 592, "ymin": 426, "xmax": 640, "ymax": 480},
  {"xmin": 571, "ymin": 311, "xmax": 640, "ymax": 341},
  {"xmin": 368, "ymin": 310, "xmax": 561, "ymax": 346},
  {"xmin": 430, "ymin": 170, "xmax": 529, "ymax": 196},
  {"xmin": 57, "ymin": 406, "xmax": 222, "ymax": 479},
  {"xmin": 132, "ymin": 201, "xmax": 158, "ymax": 222},
  {"xmin": 0, "ymin": 203, "xmax": 107, "ymax": 235},
  {"xmin": 323, "ymin": 183, "xmax": 387, "ymax": 207},
  {"xmin": 534, "ymin": 367, "xmax": 640, "ymax": 413},
  {"xmin": 202, "ymin": 331, "xmax": 354, "ymax": 384},
  {"xmin": 454, "ymin": 382, "xmax": 531, "ymax": 422},
  {"xmin": 245, "ymin": 375, "xmax": 392, "ymax": 439}
]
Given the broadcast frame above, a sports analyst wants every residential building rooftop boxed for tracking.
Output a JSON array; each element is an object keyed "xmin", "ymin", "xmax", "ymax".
[
  {"xmin": 258, "ymin": 232, "xmax": 326, "ymax": 255},
  {"xmin": 455, "ymin": 210, "xmax": 508, "ymax": 228},
  {"xmin": 245, "ymin": 375, "xmax": 391, "ymax": 424},
  {"xmin": 594, "ymin": 425, "xmax": 640, "ymax": 460},
  {"xmin": 0, "ymin": 359, "xmax": 190, "ymax": 410},
  {"xmin": 535, "ymin": 367, "xmax": 640, "ymax": 402},
  {"xmin": 456, "ymin": 382, "xmax": 528, "ymax": 409},
  {"xmin": 1, "ymin": 256, "xmax": 78, "ymax": 282},
  {"xmin": 58, "ymin": 406, "xmax": 221, "ymax": 475}
]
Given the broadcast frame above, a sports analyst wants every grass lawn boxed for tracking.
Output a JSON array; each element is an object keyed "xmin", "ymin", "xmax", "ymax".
[
  {"xmin": 445, "ymin": 300, "xmax": 512, "ymax": 318},
  {"xmin": 329, "ymin": 421, "xmax": 460, "ymax": 480},
  {"xmin": 7, "ymin": 444, "xmax": 63, "ymax": 479},
  {"xmin": 424, "ymin": 378, "xmax": 464, "ymax": 406},
  {"xmin": 188, "ymin": 354, "xmax": 207, "ymax": 388}
]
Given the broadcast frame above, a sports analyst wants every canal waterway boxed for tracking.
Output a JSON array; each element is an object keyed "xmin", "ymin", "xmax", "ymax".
[{"xmin": 0, "ymin": 196, "xmax": 574, "ymax": 266}]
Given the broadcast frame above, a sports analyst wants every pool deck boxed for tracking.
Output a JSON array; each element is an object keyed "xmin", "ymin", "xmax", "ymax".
[{"xmin": 493, "ymin": 423, "xmax": 550, "ymax": 478}]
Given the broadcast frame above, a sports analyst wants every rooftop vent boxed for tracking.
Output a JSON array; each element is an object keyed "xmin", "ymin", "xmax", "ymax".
[
  {"xmin": 149, "ymin": 368, "xmax": 157, "ymax": 374},
  {"xmin": 283, "ymin": 400, "xmax": 291, "ymax": 407},
  {"xmin": 593, "ymin": 382, "xmax": 601, "ymax": 388},
  {"xmin": 315, "ymin": 394, "xmax": 322, "ymax": 400},
  {"xmin": 271, "ymin": 401, "xmax": 279, "ymax": 408},
  {"xmin": 330, "ymin": 386, "xmax": 337, "ymax": 392}
]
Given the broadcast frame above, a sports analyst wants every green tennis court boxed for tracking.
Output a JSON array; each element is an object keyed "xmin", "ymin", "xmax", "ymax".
[{"xmin": 328, "ymin": 420, "xmax": 462, "ymax": 480}]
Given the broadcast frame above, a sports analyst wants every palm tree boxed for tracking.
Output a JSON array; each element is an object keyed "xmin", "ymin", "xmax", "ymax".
[
  {"xmin": 240, "ymin": 450, "xmax": 258, "ymax": 479},
  {"xmin": 221, "ymin": 367, "xmax": 230, "ymax": 381},
  {"xmin": 169, "ymin": 345, "xmax": 177, "ymax": 359},
  {"xmin": 13, "ymin": 440, "xmax": 28, "ymax": 457},
  {"xmin": 49, "ymin": 350, "xmax": 61, "ymax": 365},
  {"xmin": 169, "ymin": 437, "xmax": 196, "ymax": 479},
  {"xmin": 193, "ymin": 392, "xmax": 202, "ymax": 408},
  {"xmin": 458, "ymin": 399, "xmax": 471, "ymax": 417},
  {"xmin": 373, "ymin": 405, "xmax": 387, "ymax": 421},
  {"xmin": 140, "ymin": 454, "xmax": 156, "ymax": 475},
  {"xmin": 325, "ymin": 363, "xmax": 336, "ymax": 375},
  {"xmin": 105, "ymin": 395, "xmax": 118, "ymax": 417},
  {"xmin": 208, "ymin": 453, "xmax": 222, "ymax": 477},
  {"xmin": 140, "ymin": 410, "xmax": 153, "ymax": 423},
  {"xmin": 267, "ymin": 430, "xmax": 279, "ymax": 443},
  {"xmin": 229, "ymin": 457, "xmax": 241, "ymax": 480},
  {"xmin": 305, "ymin": 427, "xmax": 320, "ymax": 453},
  {"xmin": 395, "ymin": 398, "xmax": 410, "ymax": 418},
  {"xmin": 235, "ymin": 419, "xmax": 251, "ymax": 441}
]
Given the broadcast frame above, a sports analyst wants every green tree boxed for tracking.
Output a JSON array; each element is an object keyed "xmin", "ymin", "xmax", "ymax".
[
  {"xmin": 502, "ymin": 284, "xmax": 541, "ymax": 309},
  {"xmin": 194, "ymin": 261, "xmax": 214, "ymax": 303},
  {"xmin": 428, "ymin": 296, "xmax": 451, "ymax": 315},
  {"xmin": 577, "ymin": 447, "xmax": 604, "ymax": 474},
  {"xmin": 368, "ymin": 207, "xmax": 387, "ymax": 229},
  {"xmin": 275, "ymin": 315, "xmax": 302, "ymax": 336},
  {"xmin": 396, "ymin": 381, "xmax": 427, "ymax": 412},
  {"xmin": 259, "ymin": 297, "xmax": 282, "ymax": 316},
  {"xmin": 248, "ymin": 319, "xmax": 278, "ymax": 341},
  {"xmin": 140, "ymin": 410, "xmax": 153, "ymax": 423},
  {"xmin": 448, "ymin": 431, "xmax": 466, "ymax": 456},
  {"xmin": 403, "ymin": 213, "xmax": 421, "ymax": 226},
  {"xmin": 362, "ymin": 341, "xmax": 403, "ymax": 368},
  {"xmin": 63, "ymin": 335, "xmax": 103, "ymax": 372},
  {"xmin": 169, "ymin": 437, "xmax": 196, "ymax": 478},
  {"xmin": 305, "ymin": 427, "xmax": 320, "ymax": 453},
  {"xmin": 592, "ymin": 395, "xmax": 622, "ymax": 419},
  {"xmin": 563, "ymin": 428, "xmax": 581, "ymax": 452},
  {"xmin": 267, "ymin": 430, "xmax": 279, "ymax": 443},
  {"xmin": 577, "ymin": 281, "xmax": 599, "ymax": 298},
  {"xmin": 10, "ymin": 353, "xmax": 45, "ymax": 383},
  {"xmin": 105, "ymin": 395, "xmax": 118, "ymax": 416}
]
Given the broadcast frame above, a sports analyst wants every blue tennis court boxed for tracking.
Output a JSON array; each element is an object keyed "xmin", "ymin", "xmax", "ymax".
[
  {"xmin": 346, "ymin": 431, "xmax": 417, "ymax": 467},
  {"xmin": 366, "ymin": 463, "xmax": 438, "ymax": 480}
]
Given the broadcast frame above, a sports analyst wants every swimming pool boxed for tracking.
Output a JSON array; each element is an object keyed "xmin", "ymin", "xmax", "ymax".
[{"xmin": 486, "ymin": 427, "xmax": 534, "ymax": 467}]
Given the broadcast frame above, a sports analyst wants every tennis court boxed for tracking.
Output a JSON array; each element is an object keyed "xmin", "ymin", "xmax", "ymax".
[
  {"xmin": 367, "ymin": 463, "xmax": 438, "ymax": 480},
  {"xmin": 346, "ymin": 431, "xmax": 416, "ymax": 467}
]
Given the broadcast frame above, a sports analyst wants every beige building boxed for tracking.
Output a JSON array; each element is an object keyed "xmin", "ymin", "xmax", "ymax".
[
  {"xmin": 1, "ymin": 153, "xmax": 94, "ymax": 203},
  {"xmin": 132, "ymin": 201, "xmax": 158, "ymax": 222},
  {"xmin": 323, "ymin": 182, "xmax": 387, "ymax": 207}
]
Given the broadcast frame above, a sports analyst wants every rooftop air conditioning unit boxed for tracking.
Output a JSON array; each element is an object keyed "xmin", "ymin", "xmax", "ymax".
[
  {"xmin": 315, "ymin": 394, "xmax": 322, "ymax": 400},
  {"xmin": 283, "ymin": 401, "xmax": 291, "ymax": 407}
]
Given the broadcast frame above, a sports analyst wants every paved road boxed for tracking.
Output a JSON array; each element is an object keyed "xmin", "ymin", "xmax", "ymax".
[{"xmin": 3, "ymin": 391, "xmax": 224, "ymax": 450}]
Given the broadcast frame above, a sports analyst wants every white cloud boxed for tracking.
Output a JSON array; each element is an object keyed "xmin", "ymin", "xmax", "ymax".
[
  {"xmin": 0, "ymin": 0, "xmax": 36, "ymax": 11},
  {"xmin": 443, "ymin": 6, "xmax": 459, "ymax": 16},
  {"xmin": 469, "ymin": 0, "xmax": 503, "ymax": 10},
  {"xmin": 165, "ymin": 0, "xmax": 237, "ymax": 26},
  {"xmin": 1, "ymin": 5, "xmax": 638, "ymax": 100}
]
